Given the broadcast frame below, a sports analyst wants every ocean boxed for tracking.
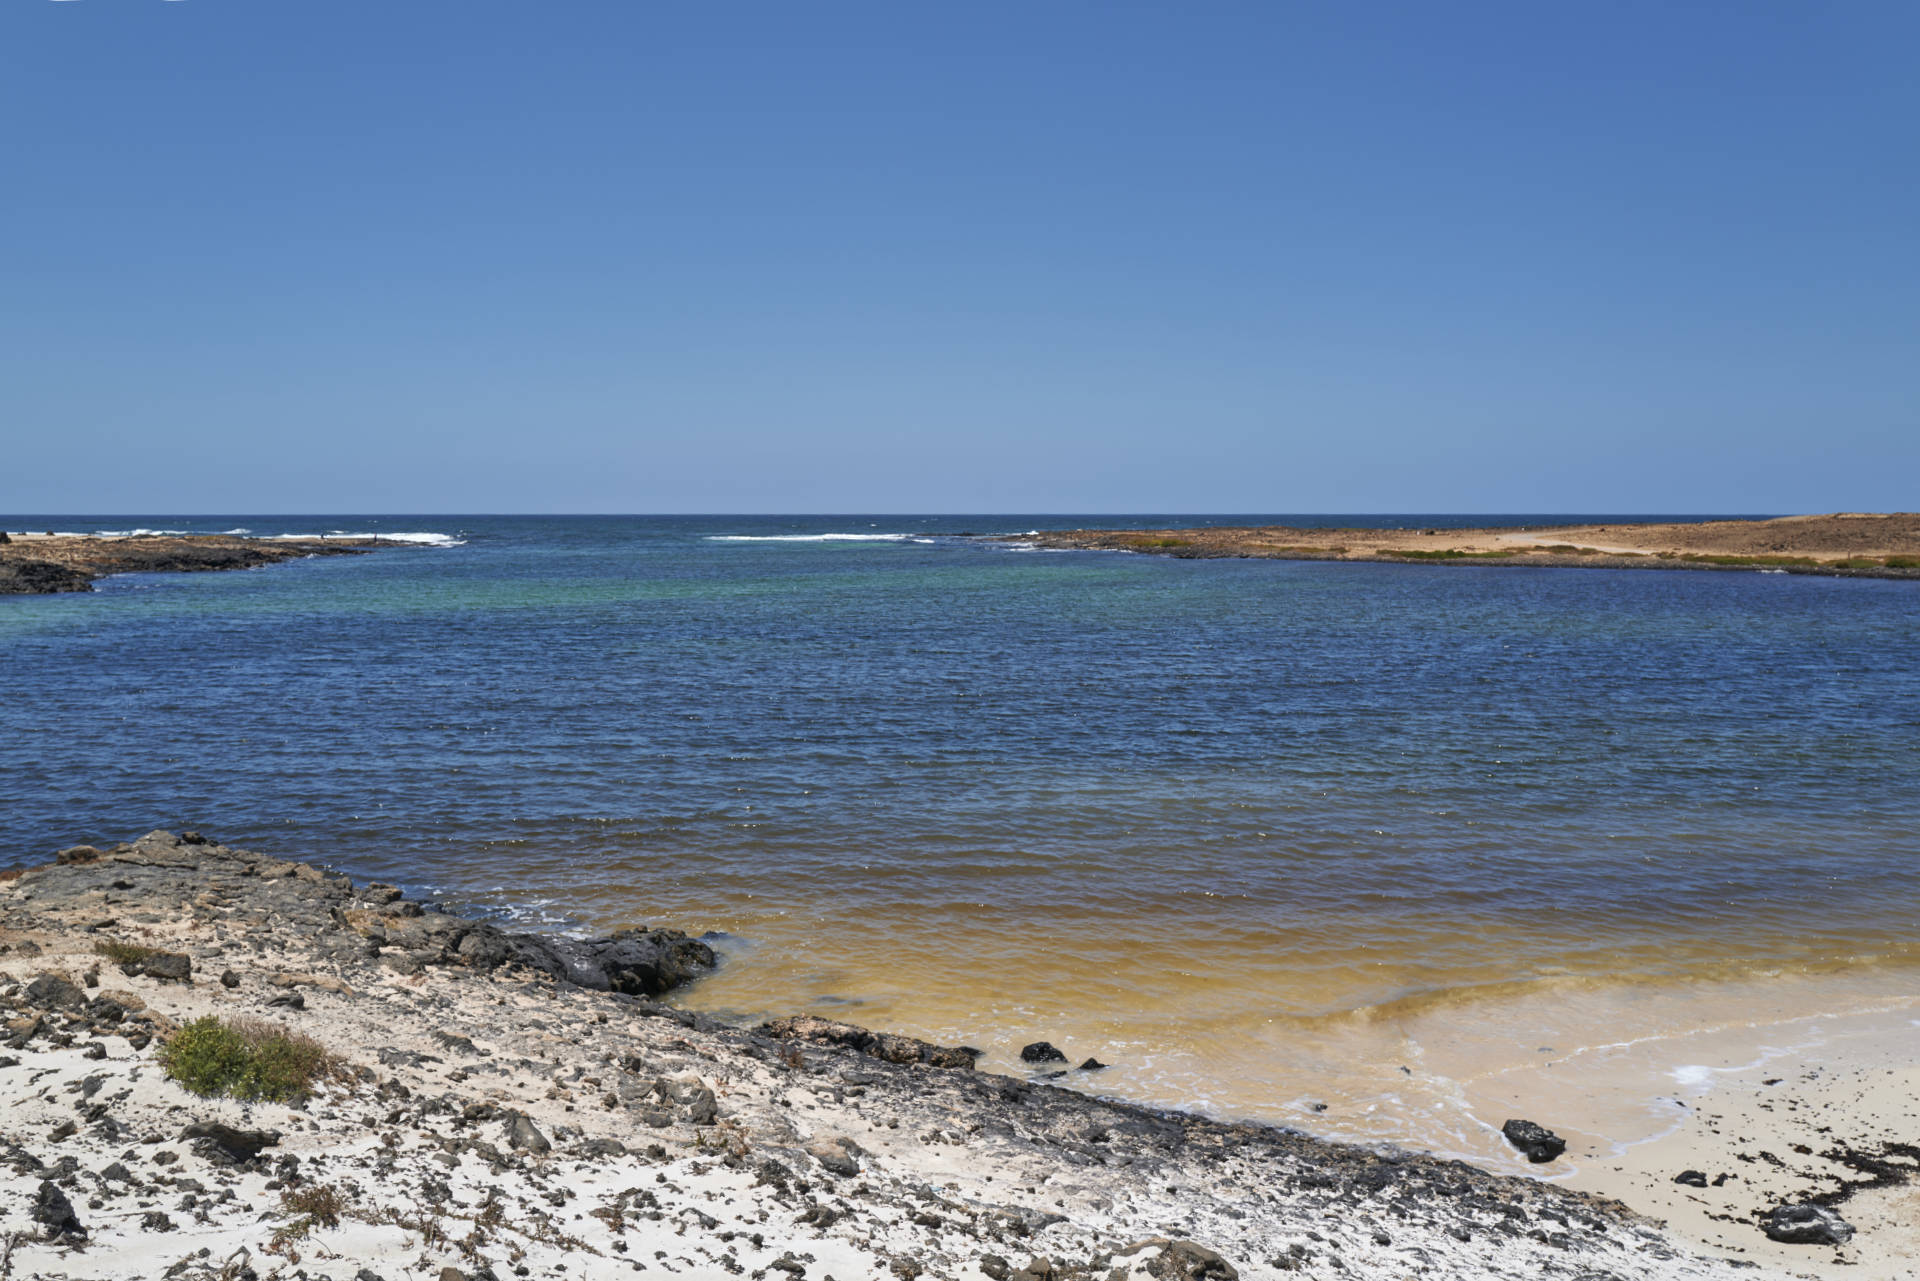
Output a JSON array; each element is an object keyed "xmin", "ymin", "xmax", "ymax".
[{"xmin": 4, "ymin": 514, "xmax": 1916, "ymax": 1171}]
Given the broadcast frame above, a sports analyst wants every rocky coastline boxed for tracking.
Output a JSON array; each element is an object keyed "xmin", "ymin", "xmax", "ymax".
[
  {"xmin": 0, "ymin": 535, "xmax": 382, "ymax": 595},
  {"xmin": 1008, "ymin": 513, "xmax": 1920, "ymax": 580},
  {"xmin": 0, "ymin": 831, "xmax": 1860, "ymax": 1280}
]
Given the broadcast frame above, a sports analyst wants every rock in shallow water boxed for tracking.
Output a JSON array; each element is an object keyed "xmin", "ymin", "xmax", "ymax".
[
  {"xmin": 1020, "ymin": 1041, "xmax": 1068, "ymax": 1064},
  {"xmin": 1501, "ymin": 1119, "xmax": 1566, "ymax": 1163}
]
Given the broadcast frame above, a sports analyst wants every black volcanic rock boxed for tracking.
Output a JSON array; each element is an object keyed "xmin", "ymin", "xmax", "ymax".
[
  {"xmin": 1020, "ymin": 1041, "xmax": 1068, "ymax": 1064},
  {"xmin": 182, "ymin": 1122, "xmax": 279, "ymax": 1166},
  {"xmin": 32, "ymin": 1179, "xmax": 85, "ymax": 1239},
  {"xmin": 1501, "ymin": 1119, "xmax": 1566, "ymax": 1163},
  {"xmin": 1762, "ymin": 1203, "xmax": 1854, "ymax": 1246},
  {"xmin": 0, "ymin": 559, "xmax": 92, "ymax": 594}
]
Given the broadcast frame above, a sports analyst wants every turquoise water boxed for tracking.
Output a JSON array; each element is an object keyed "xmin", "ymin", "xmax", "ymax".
[{"xmin": 4, "ymin": 514, "xmax": 1917, "ymax": 1148}]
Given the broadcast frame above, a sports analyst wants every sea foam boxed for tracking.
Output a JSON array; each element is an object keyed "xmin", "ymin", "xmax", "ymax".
[{"xmin": 706, "ymin": 533, "xmax": 915, "ymax": 543}]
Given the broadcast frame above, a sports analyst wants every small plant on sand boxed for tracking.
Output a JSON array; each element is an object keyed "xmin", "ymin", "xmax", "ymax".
[
  {"xmin": 157, "ymin": 1016, "xmax": 336, "ymax": 1102},
  {"xmin": 1885, "ymin": 556, "xmax": 1919, "ymax": 570},
  {"xmin": 1381, "ymin": 548, "xmax": 1517, "ymax": 560},
  {"xmin": 94, "ymin": 939, "xmax": 161, "ymax": 967},
  {"xmin": 268, "ymin": 1183, "xmax": 347, "ymax": 1256}
]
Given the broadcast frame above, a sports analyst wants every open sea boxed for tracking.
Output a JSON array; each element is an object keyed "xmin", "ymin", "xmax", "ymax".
[{"xmin": 4, "ymin": 514, "xmax": 1917, "ymax": 1172}]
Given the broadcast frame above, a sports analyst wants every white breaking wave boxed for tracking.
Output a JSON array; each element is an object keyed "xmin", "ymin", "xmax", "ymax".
[
  {"xmin": 91, "ymin": 528, "xmax": 191, "ymax": 537},
  {"xmin": 261, "ymin": 531, "xmax": 466, "ymax": 546},
  {"xmin": 706, "ymin": 533, "xmax": 914, "ymax": 543}
]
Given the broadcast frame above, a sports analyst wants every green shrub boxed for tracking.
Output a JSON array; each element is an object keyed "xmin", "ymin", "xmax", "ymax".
[
  {"xmin": 157, "ymin": 1016, "xmax": 335, "ymax": 1101},
  {"xmin": 94, "ymin": 940, "xmax": 161, "ymax": 966},
  {"xmin": 1679, "ymin": 553, "xmax": 1816, "ymax": 567},
  {"xmin": 1886, "ymin": 556, "xmax": 1919, "ymax": 570}
]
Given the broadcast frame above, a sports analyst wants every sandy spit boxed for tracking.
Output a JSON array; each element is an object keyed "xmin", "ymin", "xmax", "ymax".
[{"xmin": 1011, "ymin": 513, "xmax": 1920, "ymax": 578}]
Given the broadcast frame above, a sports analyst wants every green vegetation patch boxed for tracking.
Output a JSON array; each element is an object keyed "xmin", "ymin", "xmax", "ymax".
[
  {"xmin": 158, "ymin": 1015, "xmax": 336, "ymax": 1102},
  {"xmin": 1678, "ymin": 553, "xmax": 1817, "ymax": 567},
  {"xmin": 1885, "ymin": 556, "xmax": 1920, "ymax": 570},
  {"xmin": 1380, "ymin": 548, "xmax": 1521, "ymax": 560},
  {"xmin": 1121, "ymin": 536, "xmax": 1192, "ymax": 548},
  {"xmin": 94, "ymin": 940, "xmax": 161, "ymax": 966}
]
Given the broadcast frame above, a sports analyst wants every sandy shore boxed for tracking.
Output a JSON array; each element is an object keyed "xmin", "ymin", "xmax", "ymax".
[
  {"xmin": 1, "ymin": 831, "xmax": 1854, "ymax": 1281},
  {"xmin": 1569, "ymin": 1011, "xmax": 1920, "ymax": 1280},
  {"xmin": 1011, "ymin": 513, "xmax": 1920, "ymax": 578},
  {"xmin": 0, "ymin": 534, "xmax": 383, "ymax": 595}
]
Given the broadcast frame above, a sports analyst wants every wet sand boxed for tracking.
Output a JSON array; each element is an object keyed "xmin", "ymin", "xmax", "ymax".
[{"xmin": 1012, "ymin": 512, "xmax": 1920, "ymax": 577}]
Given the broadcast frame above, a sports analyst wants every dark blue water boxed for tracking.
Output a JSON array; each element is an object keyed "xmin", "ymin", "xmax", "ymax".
[{"xmin": 4, "ymin": 515, "xmax": 1917, "ymax": 1132}]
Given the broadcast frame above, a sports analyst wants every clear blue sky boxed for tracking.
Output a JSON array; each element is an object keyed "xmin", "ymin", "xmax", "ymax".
[{"xmin": 4, "ymin": 2, "xmax": 1914, "ymax": 514}]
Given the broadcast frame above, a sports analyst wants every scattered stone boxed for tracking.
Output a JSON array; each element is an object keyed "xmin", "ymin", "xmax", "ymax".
[
  {"xmin": 25, "ymin": 973, "xmax": 88, "ymax": 1011},
  {"xmin": 220, "ymin": 969, "xmax": 241, "ymax": 988},
  {"xmin": 807, "ymin": 1135, "xmax": 861, "ymax": 1177},
  {"xmin": 505, "ymin": 1111, "xmax": 552, "ymax": 1154},
  {"xmin": 1020, "ymin": 1041, "xmax": 1068, "ymax": 1064},
  {"xmin": 1673, "ymin": 1169, "xmax": 1708, "ymax": 1187},
  {"xmin": 32, "ymin": 1178, "xmax": 85, "ymax": 1239},
  {"xmin": 1501, "ymin": 1119, "xmax": 1566, "ymax": 1163},
  {"xmin": 182, "ymin": 1122, "xmax": 279, "ymax": 1166},
  {"xmin": 1762, "ymin": 1203, "xmax": 1855, "ymax": 1246}
]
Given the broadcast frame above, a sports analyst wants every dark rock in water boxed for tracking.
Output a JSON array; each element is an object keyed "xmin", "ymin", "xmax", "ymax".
[
  {"xmin": 504, "ymin": 1111, "xmax": 551, "ymax": 1154},
  {"xmin": 1762, "ymin": 1203, "xmax": 1854, "ymax": 1245},
  {"xmin": 25, "ymin": 974, "xmax": 87, "ymax": 1011},
  {"xmin": 757, "ymin": 1015, "xmax": 979, "ymax": 1069},
  {"xmin": 566, "ymin": 928, "xmax": 717, "ymax": 997},
  {"xmin": 1673, "ymin": 1169, "xmax": 1709, "ymax": 1187},
  {"xmin": 182, "ymin": 1122, "xmax": 279, "ymax": 1166},
  {"xmin": 1078, "ymin": 1057, "xmax": 1108, "ymax": 1071},
  {"xmin": 1501, "ymin": 1119, "xmax": 1566, "ymax": 1163},
  {"xmin": 32, "ymin": 1179, "xmax": 85, "ymax": 1239},
  {"xmin": 445, "ymin": 920, "xmax": 716, "ymax": 998},
  {"xmin": 0, "ymin": 559, "xmax": 93, "ymax": 594},
  {"xmin": 1021, "ymin": 1041, "xmax": 1068, "ymax": 1064}
]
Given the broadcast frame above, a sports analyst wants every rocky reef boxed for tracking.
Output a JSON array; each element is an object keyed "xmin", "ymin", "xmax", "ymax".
[{"xmin": 0, "ymin": 534, "xmax": 379, "ymax": 594}]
